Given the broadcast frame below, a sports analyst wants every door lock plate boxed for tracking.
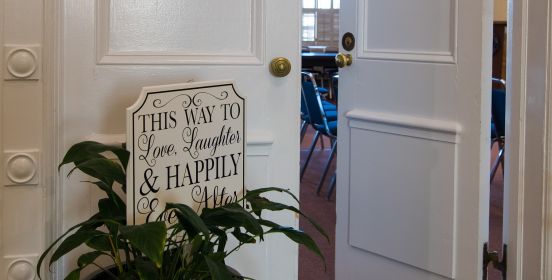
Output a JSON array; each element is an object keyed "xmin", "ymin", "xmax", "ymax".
[{"xmin": 342, "ymin": 32, "xmax": 355, "ymax": 51}]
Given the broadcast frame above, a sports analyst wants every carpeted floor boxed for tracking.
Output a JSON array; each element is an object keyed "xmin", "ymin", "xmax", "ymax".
[
  {"xmin": 299, "ymin": 129, "xmax": 336, "ymax": 280},
  {"xmin": 298, "ymin": 126, "xmax": 505, "ymax": 280}
]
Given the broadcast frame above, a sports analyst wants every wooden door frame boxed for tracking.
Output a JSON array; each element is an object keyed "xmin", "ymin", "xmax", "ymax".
[
  {"xmin": 507, "ymin": 0, "xmax": 552, "ymax": 278},
  {"xmin": 43, "ymin": 0, "xmax": 63, "ymax": 279},
  {"xmin": 40, "ymin": 0, "xmax": 551, "ymax": 279}
]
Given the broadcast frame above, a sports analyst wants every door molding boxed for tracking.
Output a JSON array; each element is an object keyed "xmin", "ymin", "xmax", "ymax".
[
  {"xmin": 507, "ymin": 0, "xmax": 552, "ymax": 278},
  {"xmin": 43, "ymin": 0, "xmax": 63, "ymax": 279},
  {"xmin": 545, "ymin": 0, "xmax": 552, "ymax": 278}
]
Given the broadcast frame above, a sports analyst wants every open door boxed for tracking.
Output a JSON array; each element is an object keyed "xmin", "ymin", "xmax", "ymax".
[
  {"xmin": 336, "ymin": 0, "xmax": 492, "ymax": 279},
  {"xmin": 55, "ymin": 1, "xmax": 300, "ymax": 279}
]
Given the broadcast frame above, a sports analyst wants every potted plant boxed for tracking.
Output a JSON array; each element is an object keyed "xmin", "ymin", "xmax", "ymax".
[{"xmin": 37, "ymin": 141, "xmax": 327, "ymax": 280}]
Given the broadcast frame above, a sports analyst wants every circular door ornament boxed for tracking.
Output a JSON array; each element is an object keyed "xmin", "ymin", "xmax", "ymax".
[
  {"xmin": 7, "ymin": 259, "xmax": 35, "ymax": 280},
  {"xmin": 6, "ymin": 153, "xmax": 37, "ymax": 184},
  {"xmin": 7, "ymin": 48, "xmax": 37, "ymax": 79}
]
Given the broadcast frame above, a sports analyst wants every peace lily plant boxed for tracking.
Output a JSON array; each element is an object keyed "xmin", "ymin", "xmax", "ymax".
[{"xmin": 37, "ymin": 141, "xmax": 327, "ymax": 280}]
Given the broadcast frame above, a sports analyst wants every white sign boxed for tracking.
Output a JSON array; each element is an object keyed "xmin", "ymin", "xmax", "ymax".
[{"xmin": 126, "ymin": 81, "xmax": 245, "ymax": 225}]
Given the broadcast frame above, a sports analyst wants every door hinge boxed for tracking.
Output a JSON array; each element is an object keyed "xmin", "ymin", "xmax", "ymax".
[{"xmin": 483, "ymin": 242, "xmax": 507, "ymax": 280}]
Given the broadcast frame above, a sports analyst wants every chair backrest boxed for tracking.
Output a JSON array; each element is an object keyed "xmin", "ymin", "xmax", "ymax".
[
  {"xmin": 300, "ymin": 85, "xmax": 309, "ymax": 121},
  {"xmin": 331, "ymin": 74, "xmax": 339, "ymax": 102},
  {"xmin": 491, "ymin": 78, "xmax": 506, "ymax": 138},
  {"xmin": 491, "ymin": 88, "xmax": 506, "ymax": 137},
  {"xmin": 301, "ymin": 72, "xmax": 331, "ymax": 134}
]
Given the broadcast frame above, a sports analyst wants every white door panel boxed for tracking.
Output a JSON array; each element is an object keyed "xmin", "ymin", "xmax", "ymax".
[
  {"xmin": 348, "ymin": 117, "xmax": 457, "ymax": 278},
  {"xmin": 360, "ymin": 0, "xmax": 456, "ymax": 62},
  {"xmin": 336, "ymin": 0, "xmax": 492, "ymax": 279},
  {"xmin": 61, "ymin": 0, "xmax": 300, "ymax": 279}
]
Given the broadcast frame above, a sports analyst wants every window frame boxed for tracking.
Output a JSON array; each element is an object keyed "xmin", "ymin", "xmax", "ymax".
[{"xmin": 301, "ymin": 0, "xmax": 340, "ymax": 51}]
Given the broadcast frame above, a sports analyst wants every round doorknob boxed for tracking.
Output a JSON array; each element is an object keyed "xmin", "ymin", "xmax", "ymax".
[
  {"xmin": 269, "ymin": 57, "xmax": 292, "ymax": 77},
  {"xmin": 335, "ymin": 53, "xmax": 353, "ymax": 68}
]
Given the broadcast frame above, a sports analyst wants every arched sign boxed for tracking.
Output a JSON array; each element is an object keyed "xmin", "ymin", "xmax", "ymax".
[{"xmin": 126, "ymin": 81, "xmax": 245, "ymax": 225}]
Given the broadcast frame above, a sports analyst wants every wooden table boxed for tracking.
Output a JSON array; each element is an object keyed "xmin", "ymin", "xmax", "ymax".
[{"xmin": 301, "ymin": 52, "xmax": 338, "ymax": 68}]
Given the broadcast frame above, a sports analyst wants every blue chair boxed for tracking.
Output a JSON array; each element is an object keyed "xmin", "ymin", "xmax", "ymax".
[
  {"xmin": 490, "ymin": 78, "xmax": 506, "ymax": 182},
  {"xmin": 300, "ymin": 83, "xmax": 337, "ymax": 142},
  {"xmin": 300, "ymin": 72, "xmax": 337, "ymax": 195}
]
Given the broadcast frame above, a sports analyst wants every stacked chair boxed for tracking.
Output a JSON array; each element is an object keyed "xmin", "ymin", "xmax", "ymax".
[
  {"xmin": 491, "ymin": 78, "xmax": 506, "ymax": 182},
  {"xmin": 300, "ymin": 72, "xmax": 338, "ymax": 199}
]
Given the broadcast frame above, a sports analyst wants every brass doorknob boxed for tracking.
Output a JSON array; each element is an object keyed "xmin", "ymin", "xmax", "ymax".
[
  {"xmin": 335, "ymin": 53, "xmax": 352, "ymax": 68},
  {"xmin": 269, "ymin": 57, "xmax": 292, "ymax": 77}
]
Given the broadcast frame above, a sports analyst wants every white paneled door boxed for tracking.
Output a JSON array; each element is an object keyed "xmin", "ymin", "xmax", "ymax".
[
  {"xmin": 59, "ymin": 0, "xmax": 300, "ymax": 279},
  {"xmin": 336, "ymin": 0, "xmax": 492, "ymax": 279}
]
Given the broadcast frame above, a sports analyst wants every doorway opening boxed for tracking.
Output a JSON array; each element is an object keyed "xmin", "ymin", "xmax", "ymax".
[
  {"xmin": 488, "ymin": 4, "xmax": 508, "ymax": 279},
  {"xmin": 298, "ymin": 1, "xmax": 340, "ymax": 279}
]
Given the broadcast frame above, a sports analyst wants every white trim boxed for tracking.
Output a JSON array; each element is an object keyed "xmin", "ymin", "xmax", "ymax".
[
  {"xmin": 544, "ymin": 0, "xmax": 552, "ymax": 278},
  {"xmin": 546, "ymin": 69, "xmax": 552, "ymax": 279},
  {"xmin": 0, "ymin": 0, "xmax": 4, "ymax": 276},
  {"xmin": 43, "ymin": 0, "xmax": 64, "ymax": 279},
  {"xmin": 505, "ymin": 0, "xmax": 528, "ymax": 274},
  {"xmin": 95, "ymin": 0, "xmax": 264, "ymax": 65},
  {"xmin": 507, "ymin": 0, "xmax": 552, "ymax": 278},
  {"xmin": 345, "ymin": 109, "xmax": 460, "ymax": 143},
  {"xmin": 356, "ymin": 50, "xmax": 456, "ymax": 64}
]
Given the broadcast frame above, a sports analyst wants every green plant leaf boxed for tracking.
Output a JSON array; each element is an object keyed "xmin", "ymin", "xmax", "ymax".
[
  {"xmin": 258, "ymin": 219, "xmax": 280, "ymax": 228},
  {"xmin": 267, "ymin": 226, "xmax": 326, "ymax": 268},
  {"xmin": 120, "ymin": 222, "xmax": 167, "ymax": 268},
  {"xmin": 201, "ymin": 204, "xmax": 263, "ymax": 236},
  {"xmin": 64, "ymin": 268, "xmax": 81, "ymax": 280},
  {"xmin": 248, "ymin": 196, "xmax": 329, "ymax": 242},
  {"xmin": 60, "ymin": 141, "xmax": 129, "ymax": 171},
  {"xmin": 50, "ymin": 230, "xmax": 105, "ymax": 267},
  {"xmin": 244, "ymin": 187, "xmax": 299, "ymax": 203},
  {"xmin": 89, "ymin": 181, "xmax": 126, "ymax": 210},
  {"xmin": 211, "ymin": 227, "xmax": 228, "ymax": 253},
  {"xmin": 76, "ymin": 213, "xmax": 104, "ymax": 233},
  {"xmin": 37, "ymin": 213, "xmax": 104, "ymax": 279},
  {"xmin": 77, "ymin": 251, "xmax": 104, "ymax": 268},
  {"xmin": 189, "ymin": 234, "xmax": 206, "ymax": 257},
  {"xmin": 73, "ymin": 157, "xmax": 125, "ymax": 185},
  {"xmin": 204, "ymin": 254, "xmax": 233, "ymax": 280},
  {"xmin": 135, "ymin": 258, "xmax": 159, "ymax": 280},
  {"xmin": 85, "ymin": 234, "xmax": 112, "ymax": 251},
  {"xmin": 165, "ymin": 203, "xmax": 210, "ymax": 238},
  {"xmin": 231, "ymin": 228, "xmax": 256, "ymax": 244},
  {"xmin": 98, "ymin": 197, "xmax": 125, "ymax": 222}
]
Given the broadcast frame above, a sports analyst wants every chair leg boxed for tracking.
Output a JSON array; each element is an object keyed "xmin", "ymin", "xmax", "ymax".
[
  {"xmin": 300, "ymin": 120, "xmax": 308, "ymax": 142},
  {"xmin": 500, "ymin": 146, "xmax": 505, "ymax": 178},
  {"xmin": 319, "ymin": 134, "xmax": 325, "ymax": 149},
  {"xmin": 301, "ymin": 131, "xmax": 320, "ymax": 180},
  {"xmin": 316, "ymin": 140, "xmax": 337, "ymax": 195},
  {"xmin": 326, "ymin": 172, "xmax": 337, "ymax": 200},
  {"xmin": 490, "ymin": 142, "xmax": 504, "ymax": 183}
]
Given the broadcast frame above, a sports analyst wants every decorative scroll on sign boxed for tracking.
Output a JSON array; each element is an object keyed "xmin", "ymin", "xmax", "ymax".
[{"xmin": 126, "ymin": 81, "xmax": 245, "ymax": 225}]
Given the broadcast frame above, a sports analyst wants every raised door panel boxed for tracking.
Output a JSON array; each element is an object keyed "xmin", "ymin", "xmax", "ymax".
[
  {"xmin": 97, "ymin": 0, "xmax": 264, "ymax": 64},
  {"xmin": 359, "ymin": 0, "xmax": 456, "ymax": 63},
  {"xmin": 346, "ymin": 111, "xmax": 458, "ymax": 278}
]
